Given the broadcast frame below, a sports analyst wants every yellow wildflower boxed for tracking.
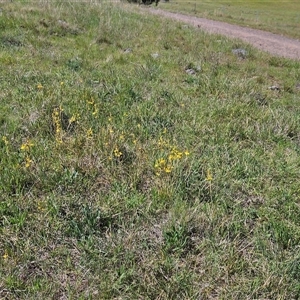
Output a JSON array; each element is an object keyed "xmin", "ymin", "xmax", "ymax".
[
  {"xmin": 154, "ymin": 158, "xmax": 173, "ymax": 175},
  {"xmin": 87, "ymin": 128, "xmax": 93, "ymax": 138},
  {"xmin": 69, "ymin": 113, "xmax": 80, "ymax": 124},
  {"xmin": 114, "ymin": 147, "xmax": 122, "ymax": 158},
  {"xmin": 206, "ymin": 169, "xmax": 213, "ymax": 181},
  {"xmin": 69, "ymin": 115, "xmax": 76, "ymax": 123},
  {"xmin": 157, "ymin": 136, "xmax": 169, "ymax": 148},
  {"xmin": 2, "ymin": 136, "xmax": 8, "ymax": 146},
  {"xmin": 37, "ymin": 83, "xmax": 43, "ymax": 89},
  {"xmin": 25, "ymin": 156, "xmax": 32, "ymax": 168},
  {"xmin": 168, "ymin": 148, "xmax": 183, "ymax": 161},
  {"xmin": 155, "ymin": 158, "xmax": 166, "ymax": 168},
  {"xmin": 20, "ymin": 140, "xmax": 34, "ymax": 151},
  {"xmin": 52, "ymin": 107, "xmax": 63, "ymax": 144},
  {"xmin": 38, "ymin": 202, "xmax": 46, "ymax": 211},
  {"xmin": 69, "ymin": 116, "xmax": 76, "ymax": 123},
  {"xmin": 164, "ymin": 164, "xmax": 173, "ymax": 173},
  {"xmin": 3, "ymin": 252, "xmax": 8, "ymax": 259},
  {"xmin": 92, "ymin": 106, "xmax": 99, "ymax": 116}
]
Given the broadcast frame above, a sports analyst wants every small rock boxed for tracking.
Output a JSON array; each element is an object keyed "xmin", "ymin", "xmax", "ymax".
[
  {"xmin": 195, "ymin": 65, "xmax": 202, "ymax": 72},
  {"xmin": 123, "ymin": 48, "xmax": 132, "ymax": 54},
  {"xmin": 296, "ymin": 83, "xmax": 300, "ymax": 90},
  {"xmin": 151, "ymin": 53, "xmax": 159, "ymax": 59},
  {"xmin": 58, "ymin": 19, "xmax": 69, "ymax": 28},
  {"xmin": 232, "ymin": 48, "xmax": 247, "ymax": 59},
  {"xmin": 268, "ymin": 85, "xmax": 280, "ymax": 91},
  {"xmin": 29, "ymin": 111, "xmax": 40, "ymax": 124},
  {"xmin": 185, "ymin": 68, "xmax": 196, "ymax": 75}
]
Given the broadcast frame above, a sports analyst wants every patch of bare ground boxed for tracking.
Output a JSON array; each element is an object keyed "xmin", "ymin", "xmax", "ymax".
[{"xmin": 146, "ymin": 8, "xmax": 300, "ymax": 60}]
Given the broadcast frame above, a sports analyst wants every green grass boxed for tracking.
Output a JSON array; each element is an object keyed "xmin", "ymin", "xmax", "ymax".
[
  {"xmin": 1, "ymin": 1, "xmax": 300, "ymax": 299},
  {"xmin": 159, "ymin": 0, "xmax": 300, "ymax": 39}
]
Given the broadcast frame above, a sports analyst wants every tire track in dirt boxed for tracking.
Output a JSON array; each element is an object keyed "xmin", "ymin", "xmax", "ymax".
[{"xmin": 147, "ymin": 8, "xmax": 300, "ymax": 60}]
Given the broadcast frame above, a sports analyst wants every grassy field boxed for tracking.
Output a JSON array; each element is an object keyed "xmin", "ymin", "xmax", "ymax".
[
  {"xmin": 1, "ymin": 1, "xmax": 300, "ymax": 299},
  {"xmin": 159, "ymin": 0, "xmax": 300, "ymax": 39}
]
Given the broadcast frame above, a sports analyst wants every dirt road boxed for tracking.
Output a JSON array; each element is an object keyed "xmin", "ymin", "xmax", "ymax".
[{"xmin": 147, "ymin": 8, "xmax": 300, "ymax": 60}]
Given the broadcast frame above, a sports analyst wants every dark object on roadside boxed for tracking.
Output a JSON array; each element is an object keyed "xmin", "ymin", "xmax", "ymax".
[
  {"xmin": 232, "ymin": 48, "xmax": 247, "ymax": 59},
  {"xmin": 127, "ymin": 0, "xmax": 159, "ymax": 6},
  {"xmin": 141, "ymin": 0, "xmax": 160, "ymax": 5}
]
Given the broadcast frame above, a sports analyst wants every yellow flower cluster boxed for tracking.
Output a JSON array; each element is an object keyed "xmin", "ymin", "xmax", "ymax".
[
  {"xmin": 3, "ymin": 251, "xmax": 8, "ymax": 259},
  {"xmin": 2, "ymin": 136, "xmax": 9, "ymax": 154},
  {"xmin": 206, "ymin": 169, "xmax": 213, "ymax": 181},
  {"xmin": 119, "ymin": 132, "xmax": 125, "ymax": 141},
  {"xmin": 168, "ymin": 148, "xmax": 184, "ymax": 160},
  {"xmin": 20, "ymin": 140, "xmax": 34, "ymax": 168},
  {"xmin": 69, "ymin": 113, "xmax": 80, "ymax": 124},
  {"xmin": 52, "ymin": 106, "xmax": 63, "ymax": 144},
  {"xmin": 157, "ymin": 136, "xmax": 170, "ymax": 148},
  {"xmin": 25, "ymin": 157, "xmax": 33, "ymax": 168},
  {"xmin": 155, "ymin": 147, "xmax": 189, "ymax": 176},
  {"xmin": 86, "ymin": 128, "xmax": 93, "ymax": 139},
  {"xmin": 87, "ymin": 97, "xmax": 98, "ymax": 117},
  {"xmin": 2, "ymin": 136, "xmax": 9, "ymax": 146},
  {"xmin": 113, "ymin": 147, "xmax": 122, "ymax": 158},
  {"xmin": 37, "ymin": 201, "xmax": 46, "ymax": 211},
  {"xmin": 20, "ymin": 140, "xmax": 34, "ymax": 152},
  {"xmin": 154, "ymin": 158, "xmax": 173, "ymax": 175}
]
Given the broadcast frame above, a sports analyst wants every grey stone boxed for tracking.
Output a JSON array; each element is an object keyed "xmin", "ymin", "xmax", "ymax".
[
  {"xmin": 232, "ymin": 48, "xmax": 247, "ymax": 59},
  {"xmin": 185, "ymin": 68, "xmax": 196, "ymax": 75},
  {"xmin": 123, "ymin": 48, "xmax": 132, "ymax": 54},
  {"xmin": 268, "ymin": 85, "xmax": 280, "ymax": 91}
]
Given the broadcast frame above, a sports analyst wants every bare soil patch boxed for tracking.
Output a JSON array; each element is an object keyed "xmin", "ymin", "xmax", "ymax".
[{"xmin": 147, "ymin": 8, "xmax": 300, "ymax": 60}]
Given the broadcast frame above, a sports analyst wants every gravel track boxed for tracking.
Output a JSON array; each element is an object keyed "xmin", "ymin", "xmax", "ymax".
[{"xmin": 147, "ymin": 8, "xmax": 300, "ymax": 60}]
